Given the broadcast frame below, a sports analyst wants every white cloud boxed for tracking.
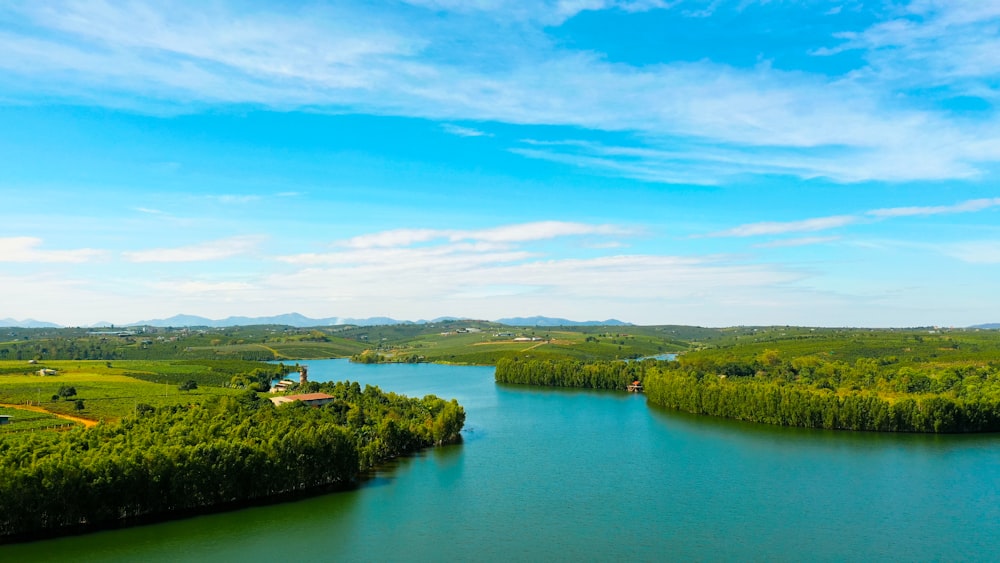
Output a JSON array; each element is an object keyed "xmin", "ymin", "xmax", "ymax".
[
  {"xmin": 263, "ymin": 220, "xmax": 805, "ymax": 322},
  {"xmin": 755, "ymin": 236, "xmax": 841, "ymax": 248},
  {"xmin": 211, "ymin": 194, "xmax": 261, "ymax": 205},
  {"xmin": 467, "ymin": 221, "xmax": 626, "ymax": 243},
  {"xmin": 148, "ymin": 280, "xmax": 256, "ymax": 294},
  {"xmin": 123, "ymin": 235, "xmax": 264, "ymax": 262},
  {"xmin": 0, "ymin": 237, "xmax": 105, "ymax": 263},
  {"xmin": 398, "ymin": 0, "xmax": 672, "ymax": 25},
  {"xmin": 823, "ymin": 1, "xmax": 1000, "ymax": 97},
  {"xmin": 709, "ymin": 196, "xmax": 1000, "ymax": 240},
  {"xmin": 707, "ymin": 215, "xmax": 858, "ymax": 238},
  {"xmin": 941, "ymin": 240, "xmax": 1000, "ymax": 264},
  {"xmin": 268, "ymin": 249, "xmax": 803, "ymax": 314},
  {"xmin": 4, "ymin": 2, "xmax": 1000, "ymax": 184},
  {"xmin": 342, "ymin": 228, "xmax": 443, "ymax": 249},
  {"xmin": 868, "ymin": 197, "xmax": 1000, "ymax": 218},
  {"xmin": 441, "ymin": 123, "xmax": 491, "ymax": 137},
  {"xmin": 339, "ymin": 221, "xmax": 628, "ymax": 249}
]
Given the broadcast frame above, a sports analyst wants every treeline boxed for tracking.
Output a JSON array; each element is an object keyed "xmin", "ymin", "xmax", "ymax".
[
  {"xmin": 123, "ymin": 360, "xmax": 294, "ymax": 388},
  {"xmin": 496, "ymin": 355, "xmax": 1000, "ymax": 433},
  {"xmin": 350, "ymin": 351, "xmax": 425, "ymax": 364},
  {"xmin": 495, "ymin": 358, "xmax": 649, "ymax": 390},
  {"xmin": 0, "ymin": 338, "xmax": 280, "ymax": 362},
  {"xmin": 0, "ymin": 383, "xmax": 464, "ymax": 540},
  {"xmin": 643, "ymin": 369, "xmax": 1000, "ymax": 433}
]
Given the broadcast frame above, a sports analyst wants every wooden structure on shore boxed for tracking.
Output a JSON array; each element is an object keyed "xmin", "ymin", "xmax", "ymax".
[{"xmin": 626, "ymin": 380, "xmax": 644, "ymax": 393}]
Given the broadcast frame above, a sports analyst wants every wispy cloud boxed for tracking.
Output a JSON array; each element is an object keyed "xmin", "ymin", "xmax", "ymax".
[
  {"xmin": 398, "ymin": 0, "xmax": 673, "ymax": 25},
  {"xmin": 708, "ymin": 216, "xmax": 858, "ymax": 238},
  {"xmin": 821, "ymin": 1, "xmax": 1000, "ymax": 96},
  {"xmin": 711, "ymin": 196, "xmax": 1000, "ymax": 238},
  {"xmin": 271, "ymin": 244, "xmax": 803, "ymax": 314},
  {"xmin": 340, "ymin": 221, "xmax": 628, "ymax": 249},
  {"xmin": 3, "ymin": 2, "xmax": 1000, "ymax": 184},
  {"xmin": 210, "ymin": 194, "xmax": 261, "ymax": 205},
  {"xmin": 0, "ymin": 237, "xmax": 105, "ymax": 263},
  {"xmin": 940, "ymin": 240, "xmax": 1000, "ymax": 264},
  {"xmin": 441, "ymin": 123, "xmax": 492, "ymax": 137},
  {"xmin": 123, "ymin": 235, "xmax": 264, "ymax": 263},
  {"xmin": 755, "ymin": 236, "xmax": 841, "ymax": 248},
  {"xmin": 868, "ymin": 197, "xmax": 1000, "ymax": 218},
  {"xmin": 148, "ymin": 280, "xmax": 256, "ymax": 294}
]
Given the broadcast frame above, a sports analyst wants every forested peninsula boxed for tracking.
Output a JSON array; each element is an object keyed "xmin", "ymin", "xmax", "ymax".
[
  {"xmin": 496, "ymin": 339, "xmax": 1000, "ymax": 433},
  {"xmin": 0, "ymin": 381, "xmax": 464, "ymax": 541}
]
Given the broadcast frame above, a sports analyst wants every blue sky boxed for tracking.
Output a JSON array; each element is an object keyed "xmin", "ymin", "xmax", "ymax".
[{"xmin": 1, "ymin": 0, "xmax": 999, "ymax": 327}]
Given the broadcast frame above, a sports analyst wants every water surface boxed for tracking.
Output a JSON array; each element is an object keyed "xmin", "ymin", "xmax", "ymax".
[{"xmin": 4, "ymin": 359, "xmax": 998, "ymax": 561}]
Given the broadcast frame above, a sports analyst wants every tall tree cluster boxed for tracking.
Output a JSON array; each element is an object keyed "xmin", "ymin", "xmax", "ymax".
[
  {"xmin": 494, "ymin": 355, "xmax": 1000, "ymax": 433},
  {"xmin": 0, "ymin": 383, "xmax": 464, "ymax": 540}
]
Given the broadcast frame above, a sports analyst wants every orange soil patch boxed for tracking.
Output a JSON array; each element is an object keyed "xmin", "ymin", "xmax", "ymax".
[{"xmin": 0, "ymin": 402, "xmax": 98, "ymax": 428}]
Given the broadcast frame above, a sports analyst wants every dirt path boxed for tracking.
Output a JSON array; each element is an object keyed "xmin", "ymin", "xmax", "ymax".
[{"xmin": 0, "ymin": 402, "xmax": 99, "ymax": 428}]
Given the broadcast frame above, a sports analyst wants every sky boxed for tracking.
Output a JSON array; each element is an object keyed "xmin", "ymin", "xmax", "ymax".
[{"xmin": 1, "ymin": 0, "xmax": 999, "ymax": 328}]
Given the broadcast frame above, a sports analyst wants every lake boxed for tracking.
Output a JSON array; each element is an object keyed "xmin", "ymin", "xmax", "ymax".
[{"xmin": 4, "ymin": 359, "xmax": 999, "ymax": 561}]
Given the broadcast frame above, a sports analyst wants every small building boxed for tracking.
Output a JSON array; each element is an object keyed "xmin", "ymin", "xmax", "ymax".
[
  {"xmin": 270, "ymin": 379, "xmax": 297, "ymax": 393},
  {"xmin": 270, "ymin": 392, "xmax": 335, "ymax": 407},
  {"xmin": 0, "ymin": 415, "xmax": 11, "ymax": 425}
]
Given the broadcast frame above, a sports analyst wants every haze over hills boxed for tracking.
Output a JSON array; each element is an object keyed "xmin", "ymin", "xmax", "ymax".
[
  {"xmin": 3, "ymin": 313, "xmax": 996, "ymax": 330},
  {"xmin": 0, "ymin": 318, "xmax": 61, "ymax": 329},
  {"xmin": 131, "ymin": 313, "xmax": 417, "ymax": 328},
  {"xmin": 0, "ymin": 313, "xmax": 634, "ymax": 329},
  {"xmin": 132, "ymin": 314, "xmax": 631, "ymax": 328},
  {"xmin": 495, "ymin": 316, "xmax": 630, "ymax": 327}
]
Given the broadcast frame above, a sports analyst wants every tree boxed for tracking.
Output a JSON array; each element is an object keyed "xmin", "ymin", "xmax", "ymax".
[
  {"xmin": 57, "ymin": 385, "xmax": 77, "ymax": 399},
  {"xmin": 178, "ymin": 380, "xmax": 198, "ymax": 392},
  {"xmin": 74, "ymin": 399, "xmax": 85, "ymax": 411}
]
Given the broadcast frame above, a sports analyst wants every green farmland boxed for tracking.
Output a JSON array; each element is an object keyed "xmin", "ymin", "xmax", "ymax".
[{"xmin": 0, "ymin": 360, "xmax": 256, "ymax": 424}]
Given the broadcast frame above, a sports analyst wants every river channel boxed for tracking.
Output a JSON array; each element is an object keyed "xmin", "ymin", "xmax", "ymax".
[{"xmin": 4, "ymin": 359, "xmax": 1000, "ymax": 561}]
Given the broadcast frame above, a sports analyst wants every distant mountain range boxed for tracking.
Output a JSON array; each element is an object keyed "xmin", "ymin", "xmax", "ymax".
[
  {"xmin": 971, "ymin": 323, "xmax": 1000, "ymax": 329},
  {"xmin": 0, "ymin": 318, "xmax": 61, "ymax": 328},
  {"xmin": 0, "ymin": 313, "xmax": 633, "ymax": 328}
]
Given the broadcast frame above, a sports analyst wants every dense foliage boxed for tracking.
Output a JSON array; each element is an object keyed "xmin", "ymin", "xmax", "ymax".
[
  {"xmin": 495, "ymin": 347, "xmax": 1000, "ymax": 432},
  {"xmin": 644, "ymin": 367, "xmax": 1000, "ymax": 433},
  {"xmin": 495, "ymin": 357, "xmax": 650, "ymax": 390},
  {"xmin": 0, "ymin": 383, "xmax": 464, "ymax": 540}
]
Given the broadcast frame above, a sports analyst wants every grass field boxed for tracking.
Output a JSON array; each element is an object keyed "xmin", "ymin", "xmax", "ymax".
[
  {"xmin": 689, "ymin": 327, "xmax": 1000, "ymax": 366},
  {"xmin": 0, "ymin": 361, "xmax": 246, "ymax": 423},
  {"xmin": 0, "ymin": 405, "xmax": 79, "ymax": 433},
  {"xmin": 365, "ymin": 328, "xmax": 689, "ymax": 364}
]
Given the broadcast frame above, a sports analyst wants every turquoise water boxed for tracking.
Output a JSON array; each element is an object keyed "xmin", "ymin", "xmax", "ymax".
[{"xmin": 4, "ymin": 359, "xmax": 1000, "ymax": 561}]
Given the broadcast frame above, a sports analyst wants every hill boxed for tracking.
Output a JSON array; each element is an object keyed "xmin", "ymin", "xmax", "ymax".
[
  {"xmin": 495, "ymin": 316, "xmax": 630, "ymax": 327},
  {"xmin": 0, "ymin": 318, "xmax": 61, "ymax": 328}
]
